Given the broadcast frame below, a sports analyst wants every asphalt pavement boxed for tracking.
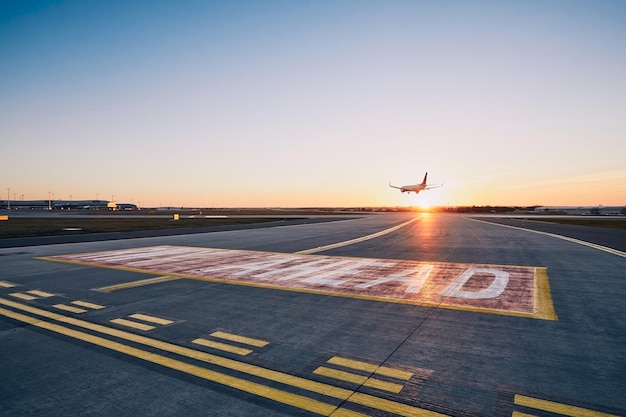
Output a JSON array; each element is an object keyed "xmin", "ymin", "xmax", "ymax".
[{"xmin": 1, "ymin": 213, "xmax": 624, "ymax": 416}]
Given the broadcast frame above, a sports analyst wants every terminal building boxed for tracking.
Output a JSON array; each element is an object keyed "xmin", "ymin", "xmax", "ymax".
[{"xmin": 0, "ymin": 199, "xmax": 138, "ymax": 211}]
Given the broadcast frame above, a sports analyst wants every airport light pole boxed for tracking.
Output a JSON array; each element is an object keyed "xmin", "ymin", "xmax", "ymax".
[
  {"xmin": 48, "ymin": 191, "xmax": 51, "ymax": 211},
  {"xmin": 6, "ymin": 188, "xmax": 9, "ymax": 210}
]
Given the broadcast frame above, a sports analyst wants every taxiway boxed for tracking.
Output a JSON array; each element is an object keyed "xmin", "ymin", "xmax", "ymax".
[{"xmin": 1, "ymin": 213, "xmax": 624, "ymax": 416}]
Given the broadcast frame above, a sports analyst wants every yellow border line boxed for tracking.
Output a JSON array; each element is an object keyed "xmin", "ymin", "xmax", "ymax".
[
  {"xmin": 0, "ymin": 296, "xmax": 451, "ymax": 417},
  {"xmin": 533, "ymin": 268, "xmax": 557, "ymax": 321},
  {"xmin": 97, "ymin": 275, "xmax": 180, "ymax": 292}
]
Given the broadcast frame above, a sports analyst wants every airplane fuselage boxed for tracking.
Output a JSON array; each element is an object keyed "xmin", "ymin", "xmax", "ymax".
[{"xmin": 399, "ymin": 184, "xmax": 427, "ymax": 194}]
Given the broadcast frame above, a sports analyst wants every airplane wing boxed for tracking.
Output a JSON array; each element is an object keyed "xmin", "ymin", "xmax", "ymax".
[
  {"xmin": 425, "ymin": 183, "xmax": 443, "ymax": 190},
  {"xmin": 389, "ymin": 183, "xmax": 403, "ymax": 190}
]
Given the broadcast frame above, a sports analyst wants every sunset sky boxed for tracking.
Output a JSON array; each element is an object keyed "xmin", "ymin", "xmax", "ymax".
[{"xmin": 2, "ymin": 1, "xmax": 625, "ymax": 208}]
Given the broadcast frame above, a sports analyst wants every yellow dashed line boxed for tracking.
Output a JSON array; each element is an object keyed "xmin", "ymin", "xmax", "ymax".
[
  {"xmin": 514, "ymin": 394, "xmax": 619, "ymax": 417},
  {"xmin": 26, "ymin": 290, "xmax": 55, "ymax": 298},
  {"xmin": 511, "ymin": 412, "xmax": 538, "ymax": 417},
  {"xmin": 328, "ymin": 356, "xmax": 414, "ymax": 380},
  {"xmin": 9, "ymin": 292, "xmax": 36, "ymax": 301},
  {"xmin": 314, "ymin": 366, "xmax": 404, "ymax": 393},
  {"xmin": 71, "ymin": 301, "xmax": 105, "ymax": 310},
  {"xmin": 110, "ymin": 318, "xmax": 155, "ymax": 331},
  {"xmin": 53, "ymin": 304, "xmax": 87, "ymax": 314},
  {"xmin": 0, "ymin": 281, "xmax": 17, "ymax": 288},
  {"xmin": 192, "ymin": 338, "xmax": 253, "ymax": 356},
  {"xmin": 129, "ymin": 313, "xmax": 173, "ymax": 326},
  {"xmin": 211, "ymin": 331, "xmax": 269, "ymax": 347}
]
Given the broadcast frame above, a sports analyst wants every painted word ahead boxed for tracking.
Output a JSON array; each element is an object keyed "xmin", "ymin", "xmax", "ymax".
[{"xmin": 45, "ymin": 245, "xmax": 556, "ymax": 320}]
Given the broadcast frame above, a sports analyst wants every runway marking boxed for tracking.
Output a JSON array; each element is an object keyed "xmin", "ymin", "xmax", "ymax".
[
  {"xmin": 0, "ymin": 296, "xmax": 452, "ymax": 416},
  {"xmin": 9, "ymin": 292, "xmax": 37, "ymax": 301},
  {"xmin": 192, "ymin": 338, "xmax": 254, "ymax": 356},
  {"xmin": 97, "ymin": 275, "xmax": 180, "ymax": 292},
  {"xmin": 129, "ymin": 313, "xmax": 174, "ymax": 326},
  {"xmin": 111, "ymin": 313, "xmax": 175, "ymax": 331},
  {"xmin": 314, "ymin": 366, "xmax": 405, "ymax": 393},
  {"xmin": 41, "ymin": 246, "xmax": 556, "ymax": 320},
  {"xmin": 110, "ymin": 317, "xmax": 155, "ymax": 331},
  {"xmin": 511, "ymin": 412, "xmax": 536, "ymax": 417},
  {"xmin": 296, "ymin": 218, "xmax": 419, "ymax": 254},
  {"xmin": 192, "ymin": 331, "xmax": 269, "ymax": 356},
  {"xmin": 514, "ymin": 394, "xmax": 619, "ymax": 417},
  {"xmin": 328, "ymin": 356, "xmax": 416, "ymax": 381},
  {"xmin": 315, "ymin": 356, "xmax": 427, "ymax": 395},
  {"xmin": 211, "ymin": 331, "xmax": 269, "ymax": 348},
  {"xmin": 0, "ymin": 281, "xmax": 17, "ymax": 288},
  {"xmin": 54, "ymin": 300, "xmax": 106, "ymax": 314},
  {"xmin": 26, "ymin": 290, "xmax": 55, "ymax": 298},
  {"xmin": 468, "ymin": 218, "xmax": 626, "ymax": 259},
  {"xmin": 71, "ymin": 300, "xmax": 105, "ymax": 310},
  {"xmin": 53, "ymin": 304, "xmax": 87, "ymax": 314}
]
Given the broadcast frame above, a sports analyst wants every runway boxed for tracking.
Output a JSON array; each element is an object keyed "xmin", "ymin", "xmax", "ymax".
[{"xmin": 1, "ymin": 213, "xmax": 624, "ymax": 416}]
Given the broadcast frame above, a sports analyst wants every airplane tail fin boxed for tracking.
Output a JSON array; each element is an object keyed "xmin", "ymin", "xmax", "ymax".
[{"xmin": 422, "ymin": 172, "xmax": 428, "ymax": 185}]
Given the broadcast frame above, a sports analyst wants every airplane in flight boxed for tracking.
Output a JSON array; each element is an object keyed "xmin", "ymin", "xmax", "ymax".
[{"xmin": 389, "ymin": 172, "xmax": 443, "ymax": 194}]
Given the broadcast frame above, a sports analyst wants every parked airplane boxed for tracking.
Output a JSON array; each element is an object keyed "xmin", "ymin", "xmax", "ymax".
[{"xmin": 389, "ymin": 172, "xmax": 443, "ymax": 194}]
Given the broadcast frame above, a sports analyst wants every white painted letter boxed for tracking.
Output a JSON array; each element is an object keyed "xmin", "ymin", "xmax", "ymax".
[
  {"xmin": 441, "ymin": 267, "xmax": 509, "ymax": 299},
  {"xmin": 356, "ymin": 265, "xmax": 433, "ymax": 294}
]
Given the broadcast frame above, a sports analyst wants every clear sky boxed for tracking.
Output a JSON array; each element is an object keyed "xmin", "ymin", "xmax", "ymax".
[{"xmin": 2, "ymin": 1, "xmax": 625, "ymax": 208}]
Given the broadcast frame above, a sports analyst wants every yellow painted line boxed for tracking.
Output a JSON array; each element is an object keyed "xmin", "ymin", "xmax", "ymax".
[
  {"xmin": 351, "ymin": 392, "xmax": 448, "ymax": 417},
  {"xmin": 468, "ymin": 218, "xmax": 626, "ymax": 259},
  {"xmin": 511, "ymin": 412, "xmax": 537, "ymax": 417},
  {"xmin": 314, "ymin": 367, "xmax": 404, "ymax": 393},
  {"xmin": 0, "ymin": 297, "xmax": 451, "ymax": 417},
  {"xmin": 296, "ymin": 218, "xmax": 419, "ymax": 254},
  {"xmin": 110, "ymin": 318, "xmax": 155, "ymax": 331},
  {"xmin": 192, "ymin": 338, "xmax": 253, "ymax": 356},
  {"xmin": 27, "ymin": 290, "xmax": 55, "ymax": 298},
  {"xmin": 97, "ymin": 276, "xmax": 180, "ymax": 292},
  {"xmin": 0, "ymin": 281, "xmax": 17, "ymax": 288},
  {"xmin": 71, "ymin": 301, "xmax": 105, "ymax": 310},
  {"xmin": 9, "ymin": 292, "xmax": 36, "ymax": 301},
  {"xmin": 129, "ymin": 313, "xmax": 174, "ymax": 326},
  {"xmin": 53, "ymin": 304, "xmax": 87, "ymax": 314},
  {"xmin": 328, "ymin": 356, "xmax": 414, "ymax": 381},
  {"xmin": 0, "ymin": 306, "xmax": 364, "ymax": 417},
  {"xmin": 514, "ymin": 394, "xmax": 619, "ymax": 417},
  {"xmin": 211, "ymin": 331, "xmax": 269, "ymax": 347},
  {"xmin": 534, "ymin": 268, "xmax": 558, "ymax": 321}
]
